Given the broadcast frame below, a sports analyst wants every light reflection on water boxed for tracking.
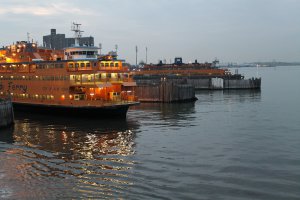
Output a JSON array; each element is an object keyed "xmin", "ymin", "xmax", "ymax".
[{"xmin": 0, "ymin": 113, "xmax": 139, "ymax": 199}]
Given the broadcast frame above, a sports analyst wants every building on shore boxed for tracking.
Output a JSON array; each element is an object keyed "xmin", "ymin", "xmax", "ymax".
[{"xmin": 43, "ymin": 29, "xmax": 94, "ymax": 50}]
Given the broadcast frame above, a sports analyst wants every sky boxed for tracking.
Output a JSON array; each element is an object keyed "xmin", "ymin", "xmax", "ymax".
[{"xmin": 0, "ymin": 0, "xmax": 299, "ymax": 64}]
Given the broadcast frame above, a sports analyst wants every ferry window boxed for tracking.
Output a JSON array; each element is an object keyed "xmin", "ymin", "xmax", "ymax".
[
  {"xmin": 115, "ymin": 63, "xmax": 119, "ymax": 67},
  {"xmin": 87, "ymin": 51, "xmax": 93, "ymax": 55},
  {"xmin": 80, "ymin": 63, "xmax": 85, "ymax": 68},
  {"xmin": 86, "ymin": 63, "xmax": 91, "ymax": 67},
  {"xmin": 101, "ymin": 63, "xmax": 105, "ymax": 67},
  {"xmin": 105, "ymin": 63, "xmax": 109, "ymax": 67},
  {"xmin": 93, "ymin": 62, "xmax": 97, "ymax": 67},
  {"xmin": 107, "ymin": 73, "xmax": 111, "ymax": 78},
  {"xmin": 79, "ymin": 51, "xmax": 83, "ymax": 55},
  {"xmin": 95, "ymin": 73, "xmax": 100, "ymax": 80},
  {"xmin": 83, "ymin": 51, "xmax": 87, "ymax": 55},
  {"xmin": 75, "ymin": 63, "xmax": 79, "ymax": 68},
  {"xmin": 110, "ymin": 63, "xmax": 114, "ymax": 67},
  {"xmin": 69, "ymin": 63, "xmax": 74, "ymax": 68},
  {"xmin": 75, "ymin": 75, "xmax": 81, "ymax": 82}
]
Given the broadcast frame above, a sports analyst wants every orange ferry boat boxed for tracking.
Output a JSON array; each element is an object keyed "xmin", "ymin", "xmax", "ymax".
[{"xmin": 0, "ymin": 24, "xmax": 139, "ymax": 118}]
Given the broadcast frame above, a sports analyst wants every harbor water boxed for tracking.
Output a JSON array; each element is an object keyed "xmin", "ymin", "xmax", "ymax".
[{"xmin": 1, "ymin": 66, "xmax": 300, "ymax": 199}]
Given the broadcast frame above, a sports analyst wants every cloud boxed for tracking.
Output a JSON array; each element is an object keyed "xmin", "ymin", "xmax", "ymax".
[{"xmin": 0, "ymin": 1, "xmax": 97, "ymax": 16}]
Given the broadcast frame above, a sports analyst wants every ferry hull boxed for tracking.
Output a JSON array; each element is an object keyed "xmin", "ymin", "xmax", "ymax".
[{"xmin": 12, "ymin": 102, "xmax": 131, "ymax": 118}]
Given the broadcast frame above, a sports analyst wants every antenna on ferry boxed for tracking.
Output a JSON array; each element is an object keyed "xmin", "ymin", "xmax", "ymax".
[
  {"xmin": 27, "ymin": 32, "xmax": 30, "ymax": 43},
  {"xmin": 135, "ymin": 45, "xmax": 138, "ymax": 67},
  {"xmin": 146, "ymin": 47, "xmax": 148, "ymax": 64},
  {"xmin": 99, "ymin": 43, "xmax": 102, "ymax": 55},
  {"xmin": 71, "ymin": 22, "xmax": 84, "ymax": 46},
  {"xmin": 115, "ymin": 44, "xmax": 118, "ymax": 54}
]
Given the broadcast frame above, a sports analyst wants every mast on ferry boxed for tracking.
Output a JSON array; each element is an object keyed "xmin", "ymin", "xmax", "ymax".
[{"xmin": 71, "ymin": 22, "xmax": 84, "ymax": 47}]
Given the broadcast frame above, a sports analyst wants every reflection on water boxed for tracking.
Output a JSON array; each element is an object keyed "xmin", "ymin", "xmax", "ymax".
[
  {"xmin": 13, "ymin": 112, "xmax": 139, "ymax": 159},
  {"xmin": 0, "ymin": 127, "xmax": 14, "ymax": 144},
  {"xmin": 130, "ymin": 101, "xmax": 197, "ymax": 128},
  {"xmin": 196, "ymin": 90, "xmax": 262, "ymax": 104},
  {"xmin": 0, "ymin": 112, "xmax": 140, "ymax": 199}
]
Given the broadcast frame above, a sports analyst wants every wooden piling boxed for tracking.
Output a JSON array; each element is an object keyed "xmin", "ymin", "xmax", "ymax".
[{"xmin": 0, "ymin": 98, "xmax": 14, "ymax": 128}]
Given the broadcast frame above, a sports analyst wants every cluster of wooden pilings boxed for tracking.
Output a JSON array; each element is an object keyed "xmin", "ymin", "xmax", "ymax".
[
  {"xmin": 0, "ymin": 98, "xmax": 14, "ymax": 128},
  {"xmin": 135, "ymin": 79, "xmax": 197, "ymax": 102}
]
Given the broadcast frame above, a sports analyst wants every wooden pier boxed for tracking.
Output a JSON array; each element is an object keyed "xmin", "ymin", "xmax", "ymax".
[
  {"xmin": 134, "ymin": 75, "xmax": 261, "ymax": 92},
  {"xmin": 187, "ymin": 76, "xmax": 261, "ymax": 90},
  {"xmin": 0, "ymin": 98, "xmax": 14, "ymax": 128}
]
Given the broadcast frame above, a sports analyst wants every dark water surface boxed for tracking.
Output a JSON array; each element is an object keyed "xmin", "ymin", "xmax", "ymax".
[{"xmin": 1, "ymin": 66, "xmax": 300, "ymax": 199}]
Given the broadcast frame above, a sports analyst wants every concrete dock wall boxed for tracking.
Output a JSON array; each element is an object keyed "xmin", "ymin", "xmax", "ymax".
[
  {"xmin": 0, "ymin": 99, "xmax": 14, "ymax": 128},
  {"xmin": 211, "ymin": 78, "xmax": 224, "ymax": 89},
  {"xmin": 223, "ymin": 78, "xmax": 261, "ymax": 89},
  {"xmin": 187, "ymin": 79, "xmax": 210, "ymax": 89},
  {"xmin": 185, "ymin": 77, "xmax": 261, "ymax": 90}
]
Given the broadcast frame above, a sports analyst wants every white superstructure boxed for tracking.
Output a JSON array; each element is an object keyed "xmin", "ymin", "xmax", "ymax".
[{"xmin": 64, "ymin": 22, "xmax": 99, "ymax": 60}]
